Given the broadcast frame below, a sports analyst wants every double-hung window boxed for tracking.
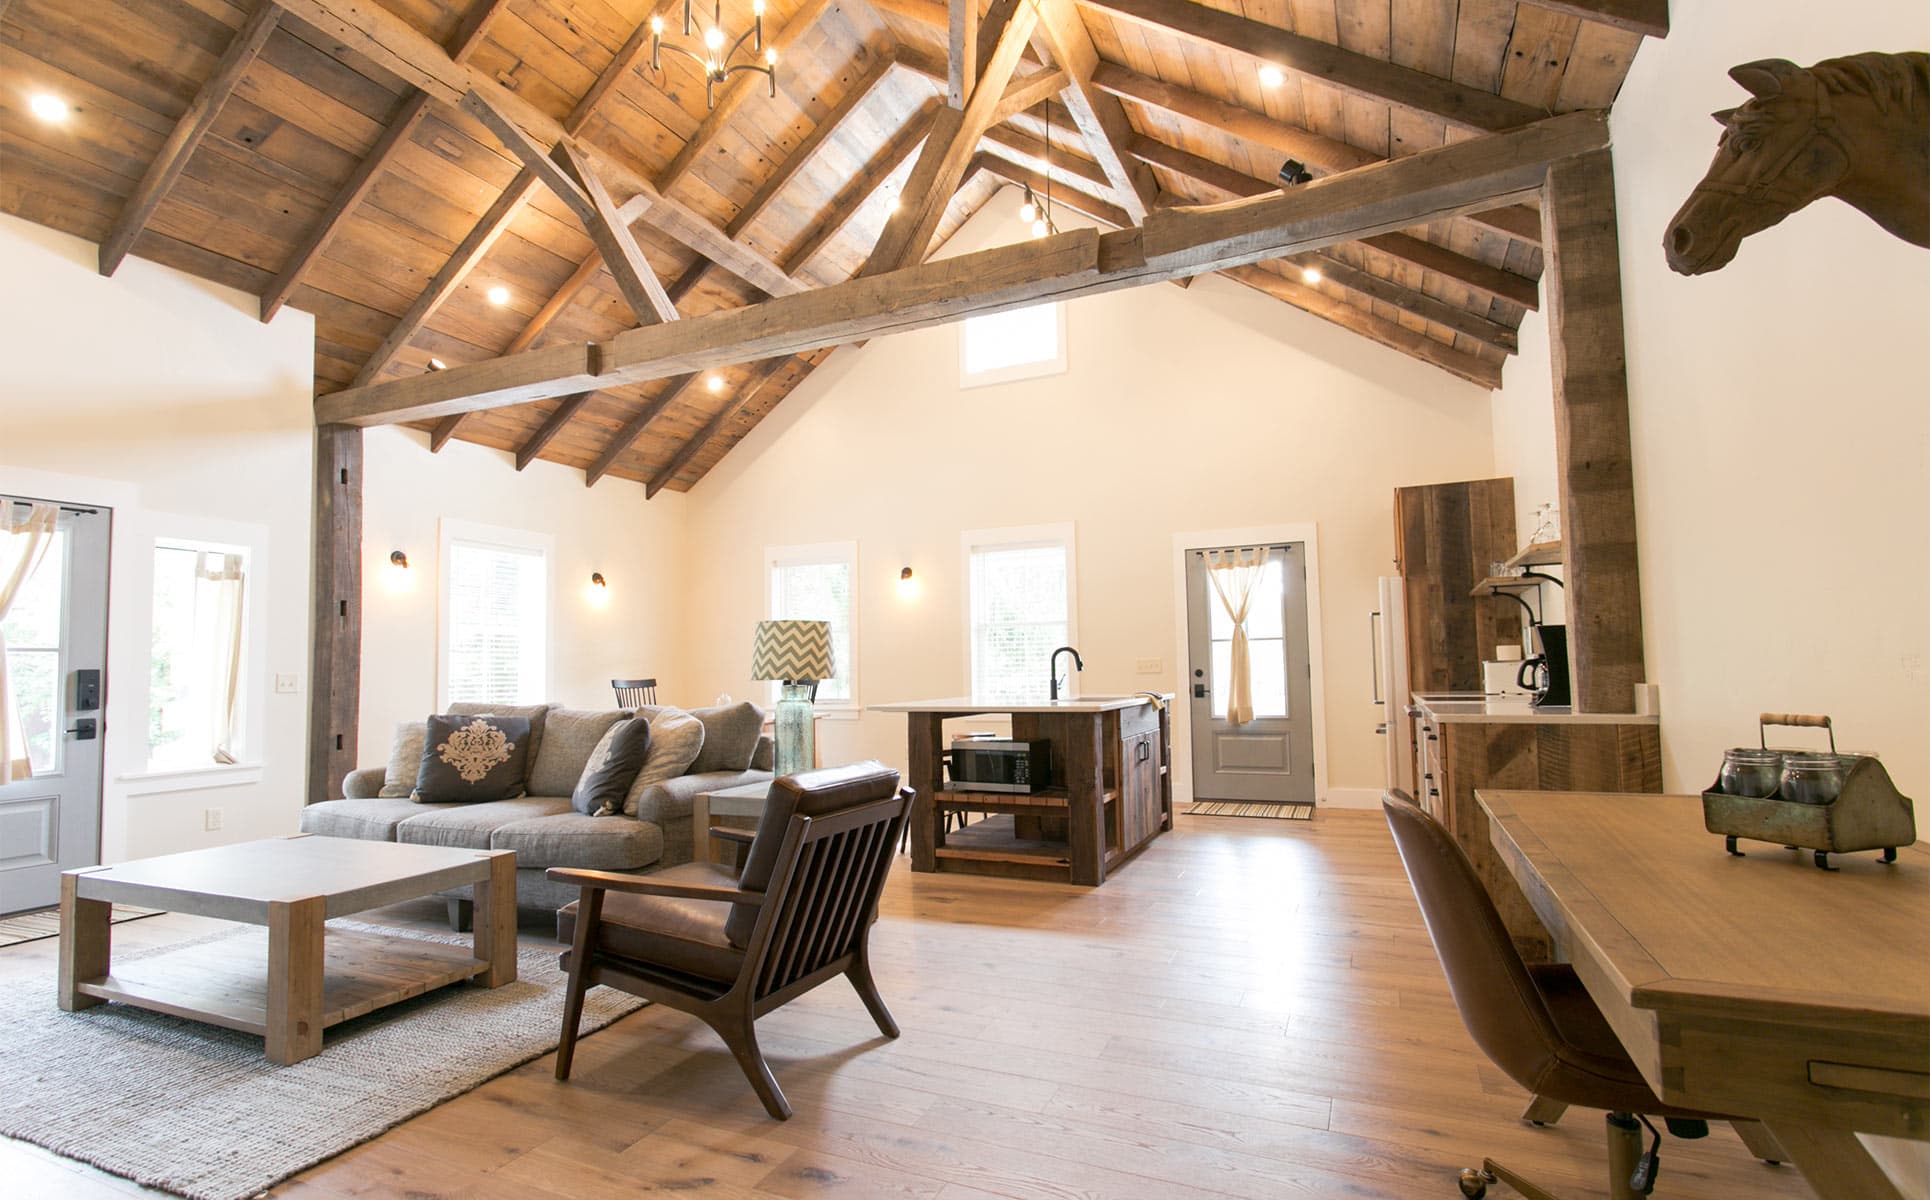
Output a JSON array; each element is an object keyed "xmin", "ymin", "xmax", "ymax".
[
  {"xmin": 963, "ymin": 524, "xmax": 1077, "ymax": 702},
  {"xmin": 766, "ymin": 541, "xmax": 857, "ymax": 711},
  {"xmin": 439, "ymin": 521, "xmax": 551, "ymax": 706},
  {"xmin": 147, "ymin": 539, "xmax": 251, "ymax": 769},
  {"xmin": 959, "ymin": 302, "xmax": 1066, "ymax": 388}
]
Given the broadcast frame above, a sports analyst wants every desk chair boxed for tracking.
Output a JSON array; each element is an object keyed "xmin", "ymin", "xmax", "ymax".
[
  {"xmin": 1382, "ymin": 797, "xmax": 1781, "ymax": 1198},
  {"xmin": 611, "ymin": 678, "xmax": 657, "ymax": 707},
  {"xmin": 550, "ymin": 763, "xmax": 911, "ymax": 1119}
]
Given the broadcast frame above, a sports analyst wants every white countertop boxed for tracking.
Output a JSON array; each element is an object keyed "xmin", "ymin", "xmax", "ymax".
[
  {"xmin": 1411, "ymin": 693, "xmax": 1660, "ymax": 726},
  {"xmin": 872, "ymin": 694, "xmax": 1174, "ymax": 714}
]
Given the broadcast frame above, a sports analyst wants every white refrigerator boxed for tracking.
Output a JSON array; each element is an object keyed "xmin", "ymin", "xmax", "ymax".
[{"xmin": 1372, "ymin": 576, "xmax": 1415, "ymax": 799}]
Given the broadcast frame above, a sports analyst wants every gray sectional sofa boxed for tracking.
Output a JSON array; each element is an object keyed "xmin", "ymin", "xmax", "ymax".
[{"xmin": 300, "ymin": 701, "xmax": 772, "ymax": 925}]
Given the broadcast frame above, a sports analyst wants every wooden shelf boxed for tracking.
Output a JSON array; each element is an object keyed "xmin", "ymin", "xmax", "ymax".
[
  {"xmin": 1506, "ymin": 540, "xmax": 1564, "ymax": 568},
  {"xmin": 1471, "ymin": 575, "xmax": 1546, "ymax": 597},
  {"xmin": 933, "ymin": 788, "xmax": 1118, "ymax": 812}
]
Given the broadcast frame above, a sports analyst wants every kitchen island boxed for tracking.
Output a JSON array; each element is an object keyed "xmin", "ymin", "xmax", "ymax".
[{"xmin": 872, "ymin": 695, "xmax": 1174, "ymax": 886}]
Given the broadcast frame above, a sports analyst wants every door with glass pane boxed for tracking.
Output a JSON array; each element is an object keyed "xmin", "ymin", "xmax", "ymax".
[
  {"xmin": 1185, "ymin": 543, "xmax": 1313, "ymax": 804},
  {"xmin": 1, "ymin": 498, "xmax": 109, "ymax": 914}
]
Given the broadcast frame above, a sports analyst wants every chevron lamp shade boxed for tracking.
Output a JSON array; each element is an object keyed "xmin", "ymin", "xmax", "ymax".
[{"xmin": 750, "ymin": 619, "xmax": 835, "ymax": 682}]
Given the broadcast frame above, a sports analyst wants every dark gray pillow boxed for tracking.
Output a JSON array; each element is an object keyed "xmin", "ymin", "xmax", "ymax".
[
  {"xmin": 689, "ymin": 701, "xmax": 764, "ymax": 774},
  {"xmin": 573, "ymin": 717, "xmax": 652, "ymax": 817},
  {"xmin": 414, "ymin": 714, "xmax": 532, "ymax": 803}
]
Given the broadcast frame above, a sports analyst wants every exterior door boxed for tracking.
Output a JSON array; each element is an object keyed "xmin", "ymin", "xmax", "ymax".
[
  {"xmin": 1186, "ymin": 543, "xmax": 1314, "ymax": 804},
  {"xmin": 0, "ymin": 498, "xmax": 109, "ymax": 914}
]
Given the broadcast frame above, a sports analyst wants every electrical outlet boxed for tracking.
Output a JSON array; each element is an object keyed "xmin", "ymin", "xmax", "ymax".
[
  {"xmin": 203, "ymin": 808, "xmax": 223, "ymax": 832},
  {"xmin": 1135, "ymin": 658, "xmax": 1163, "ymax": 675},
  {"xmin": 274, "ymin": 673, "xmax": 300, "ymax": 694}
]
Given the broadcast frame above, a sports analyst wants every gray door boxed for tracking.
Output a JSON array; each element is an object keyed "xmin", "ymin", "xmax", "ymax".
[
  {"xmin": 1185, "ymin": 543, "xmax": 1314, "ymax": 804},
  {"xmin": 0, "ymin": 498, "xmax": 110, "ymax": 914}
]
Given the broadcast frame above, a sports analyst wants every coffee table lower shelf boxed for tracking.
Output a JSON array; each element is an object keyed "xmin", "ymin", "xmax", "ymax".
[{"xmin": 74, "ymin": 928, "xmax": 490, "ymax": 1039}]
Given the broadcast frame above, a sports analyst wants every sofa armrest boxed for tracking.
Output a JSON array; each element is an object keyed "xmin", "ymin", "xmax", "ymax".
[
  {"xmin": 633, "ymin": 769, "xmax": 774, "ymax": 868},
  {"xmin": 342, "ymin": 766, "xmax": 387, "ymax": 799},
  {"xmin": 752, "ymin": 734, "xmax": 775, "ymax": 772}
]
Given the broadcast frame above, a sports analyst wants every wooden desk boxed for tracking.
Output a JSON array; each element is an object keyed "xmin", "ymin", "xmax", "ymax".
[{"xmin": 1480, "ymin": 790, "xmax": 1929, "ymax": 1200}]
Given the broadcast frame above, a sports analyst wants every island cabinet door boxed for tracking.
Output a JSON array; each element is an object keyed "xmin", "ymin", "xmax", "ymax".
[{"xmin": 1120, "ymin": 730, "xmax": 1162, "ymax": 850}]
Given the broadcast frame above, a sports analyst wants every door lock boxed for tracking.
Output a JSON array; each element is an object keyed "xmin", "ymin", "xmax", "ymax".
[{"xmin": 66, "ymin": 717, "xmax": 98, "ymax": 740}]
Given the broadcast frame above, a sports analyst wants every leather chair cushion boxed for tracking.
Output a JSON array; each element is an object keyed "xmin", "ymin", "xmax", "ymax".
[
  {"xmin": 557, "ymin": 861, "xmax": 745, "ymax": 983},
  {"xmin": 727, "ymin": 761, "xmax": 901, "ymax": 946}
]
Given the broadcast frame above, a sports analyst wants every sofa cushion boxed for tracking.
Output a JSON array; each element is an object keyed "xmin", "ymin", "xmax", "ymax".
[
  {"xmin": 573, "ymin": 717, "xmax": 652, "ymax": 816},
  {"xmin": 556, "ymin": 861, "xmax": 743, "ymax": 983},
  {"xmin": 415, "ymin": 714, "xmax": 532, "ymax": 803},
  {"xmin": 379, "ymin": 721, "xmax": 427, "ymax": 798},
  {"xmin": 492, "ymin": 812, "xmax": 662, "ymax": 871},
  {"xmin": 300, "ymin": 797, "xmax": 434, "ymax": 842},
  {"xmin": 529, "ymin": 707, "xmax": 629, "ymax": 797},
  {"xmin": 622, "ymin": 706, "xmax": 706, "ymax": 816},
  {"xmin": 689, "ymin": 702, "xmax": 764, "ymax": 774},
  {"xmin": 447, "ymin": 701, "xmax": 551, "ymax": 775},
  {"xmin": 396, "ymin": 796, "xmax": 572, "ymax": 850}
]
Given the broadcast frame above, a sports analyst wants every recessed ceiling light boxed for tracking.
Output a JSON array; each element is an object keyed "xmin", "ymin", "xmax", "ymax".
[
  {"xmin": 1259, "ymin": 65, "xmax": 1285, "ymax": 88},
  {"xmin": 707, "ymin": 374, "xmax": 724, "ymax": 392},
  {"xmin": 29, "ymin": 93, "xmax": 69, "ymax": 122},
  {"xmin": 885, "ymin": 195, "xmax": 900, "ymax": 213},
  {"xmin": 1302, "ymin": 267, "xmax": 1323, "ymax": 285},
  {"xmin": 486, "ymin": 285, "xmax": 510, "ymax": 306},
  {"xmin": 427, "ymin": 357, "xmax": 448, "ymax": 371}
]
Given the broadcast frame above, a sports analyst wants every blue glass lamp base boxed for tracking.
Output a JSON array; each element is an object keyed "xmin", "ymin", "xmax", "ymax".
[{"xmin": 773, "ymin": 681, "xmax": 815, "ymax": 777}]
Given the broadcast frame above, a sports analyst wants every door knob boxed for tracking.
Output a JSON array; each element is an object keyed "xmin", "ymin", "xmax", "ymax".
[{"xmin": 1193, "ymin": 683, "xmax": 1207, "ymax": 699}]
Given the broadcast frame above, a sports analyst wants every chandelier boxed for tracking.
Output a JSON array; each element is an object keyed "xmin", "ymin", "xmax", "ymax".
[{"xmin": 649, "ymin": 0, "xmax": 778, "ymax": 109}]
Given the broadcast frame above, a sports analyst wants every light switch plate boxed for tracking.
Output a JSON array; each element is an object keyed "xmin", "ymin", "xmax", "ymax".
[
  {"xmin": 203, "ymin": 808, "xmax": 223, "ymax": 832},
  {"xmin": 274, "ymin": 673, "xmax": 300, "ymax": 694},
  {"xmin": 1135, "ymin": 658, "xmax": 1162, "ymax": 675}
]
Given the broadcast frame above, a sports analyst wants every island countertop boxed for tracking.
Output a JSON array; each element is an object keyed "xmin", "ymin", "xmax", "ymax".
[{"xmin": 872, "ymin": 694, "xmax": 1174, "ymax": 715}]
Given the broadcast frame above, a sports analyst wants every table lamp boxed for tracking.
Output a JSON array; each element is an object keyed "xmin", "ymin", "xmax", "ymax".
[{"xmin": 750, "ymin": 619, "xmax": 834, "ymax": 776}]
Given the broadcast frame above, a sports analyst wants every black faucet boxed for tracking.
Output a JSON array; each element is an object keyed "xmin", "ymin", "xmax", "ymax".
[{"xmin": 1049, "ymin": 646, "xmax": 1084, "ymax": 700}]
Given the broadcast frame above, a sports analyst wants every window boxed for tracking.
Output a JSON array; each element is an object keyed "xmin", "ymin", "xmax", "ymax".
[
  {"xmin": 1207, "ymin": 549, "xmax": 1290, "ymax": 720},
  {"xmin": 3, "ymin": 526, "xmax": 65, "ymax": 775},
  {"xmin": 959, "ymin": 302, "xmax": 1066, "ymax": 387},
  {"xmin": 963, "ymin": 524, "xmax": 1077, "ymax": 703},
  {"xmin": 766, "ymin": 542, "xmax": 856, "ymax": 708},
  {"xmin": 148, "ymin": 540, "xmax": 250, "ymax": 769},
  {"xmin": 439, "ymin": 522, "xmax": 550, "ymax": 707}
]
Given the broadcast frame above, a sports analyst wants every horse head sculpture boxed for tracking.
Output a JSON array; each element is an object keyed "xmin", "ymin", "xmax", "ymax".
[{"xmin": 1664, "ymin": 52, "xmax": 1930, "ymax": 276}]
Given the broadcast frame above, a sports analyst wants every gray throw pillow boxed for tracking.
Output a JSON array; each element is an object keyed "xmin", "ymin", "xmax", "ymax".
[
  {"xmin": 530, "ymin": 708, "xmax": 628, "ymax": 797},
  {"xmin": 689, "ymin": 701, "xmax": 764, "ymax": 774},
  {"xmin": 622, "ymin": 706, "xmax": 706, "ymax": 816},
  {"xmin": 573, "ymin": 717, "xmax": 652, "ymax": 817},
  {"xmin": 414, "ymin": 714, "xmax": 532, "ymax": 803},
  {"xmin": 379, "ymin": 721, "xmax": 427, "ymax": 798}
]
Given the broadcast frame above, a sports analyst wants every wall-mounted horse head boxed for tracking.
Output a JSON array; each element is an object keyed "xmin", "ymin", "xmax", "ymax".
[{"xmin": 1664, "ymin": 51, "xmax": 1930, "ymax": 276}]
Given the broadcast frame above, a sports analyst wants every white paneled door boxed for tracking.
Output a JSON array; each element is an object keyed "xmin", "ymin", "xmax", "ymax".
[
  {"xmin": 1185, "ymin": 543, "xmax": 1314, "ymax": 804},
  {"xmin": 0, "ymin": 497, "xmax": 109, "ymax": 914}
]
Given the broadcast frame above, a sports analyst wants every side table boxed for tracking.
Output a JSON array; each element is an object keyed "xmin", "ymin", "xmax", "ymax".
[{"xmin": 693, "ymin": 781, "xmax": 772, "ymax": 869}]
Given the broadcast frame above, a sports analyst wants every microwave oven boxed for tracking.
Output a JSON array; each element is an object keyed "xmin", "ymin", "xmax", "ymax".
[{"xmin": 948, "ymin": 739, "xmax": 1051, "ymax": 794}]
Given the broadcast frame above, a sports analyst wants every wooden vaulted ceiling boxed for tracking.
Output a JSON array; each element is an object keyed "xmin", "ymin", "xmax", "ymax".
[{"xmin": 0, "ymin": 0, "xmax": 1656, "ymax": 492}]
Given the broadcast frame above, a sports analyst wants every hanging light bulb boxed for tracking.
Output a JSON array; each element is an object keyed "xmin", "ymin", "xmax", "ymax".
[
  {"xmin": 1031, "ymin": 218, "xmax": 1049, "ymax": 239},
  {"xmin": 1019, "ymin": 198, "xmax": 1037, "ymax": 224}
]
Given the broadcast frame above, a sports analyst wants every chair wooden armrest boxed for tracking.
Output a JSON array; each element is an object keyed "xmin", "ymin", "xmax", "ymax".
[
  {"xmin": 544, "ymin": 866, "xmax": 766, "ymax": 906},
  {"xmin": 709, "ymin": 827, "xmax": 755, "ymax": 846}
]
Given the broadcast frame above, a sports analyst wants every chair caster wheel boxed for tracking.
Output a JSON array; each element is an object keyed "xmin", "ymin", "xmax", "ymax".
[{"xmin": 1459, "ymin": 1167, "xmax": 1494, "ymax": 1198}]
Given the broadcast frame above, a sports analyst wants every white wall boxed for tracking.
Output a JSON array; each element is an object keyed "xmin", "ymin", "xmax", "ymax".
[
  {"xmin": 0, "ymin": 213, "xmax": 315, "ymax": 861},
  {"xmin": 356, "ymin": 428, "xmax": 689, "ymax": 755},
  {"xmin": 1490, "ymin": 2, "xmax": 1930, "ymax": 796},
  {"xmin": 679, "ymin": 202, "xmax": 1500, "ymax": 800}
]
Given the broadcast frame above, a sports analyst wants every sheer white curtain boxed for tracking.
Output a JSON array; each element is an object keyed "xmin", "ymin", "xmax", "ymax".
[
  {"xmin": 1206, "ymin": 547, "xmax": 1267, "ymax": 727},
  {"xmin": 1, "ymin": 503, "xmax": 59, "ymax": 784},
  {"xmin": 196, "ymin": 551, "xmax": 247, "ymax": 764}
]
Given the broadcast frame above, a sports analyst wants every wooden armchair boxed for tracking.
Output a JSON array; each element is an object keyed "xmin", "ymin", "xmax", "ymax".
[{"xmin": 547, "ymin": 762, "xmax": 911, "ymax": 1119}]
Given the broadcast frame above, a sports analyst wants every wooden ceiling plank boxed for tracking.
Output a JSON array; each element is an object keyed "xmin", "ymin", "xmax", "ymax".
[
  {"xmin": 515, "ymin": 392, "xmax": 594, "ymax": 469},
  {"xmin": 1520, "ymin": 0, "xmax": 1668, "ymax": 40},
  {"xmin": 505, "ymin": 251, "xmax": 605, "ymax": 355},
  {"xmin": 1298, "ymin": 251, "xmax": 1518, "ymax": 353},
  {"xmin": 730, "ymin": 52, "xmax": 902, "ymax": 240},
  {"xmin": 98, "ymin": 0, "xmax": 280, "ymax": 277},
  {"xmin": 1031, "ymin": 0, "xmax": 1158, "ymax": 223},
  {"xmin": 948, "ymin": 0, "xmax": 977, "ymax": 108},
  {"xmin": 1078, "ymin": 0, "xmax": 1544, "ymax": 133},
  {"xmin": 783, "ymin": 103, "xmax": 938, "ymax": 273},
  {"xmin": 647, "ymin": 356, "xmax": 794, "ymax": 497},
  {"xmin": 587, "ymin": 372, "xmax": 703, "ymax": 486},
  {"xmin": 448, "ymin": 0, "xmax": 517, "ymax": 60},
  {"xmin": 976, "ymin": 155, "xmax": 1132, "ymax": 228},
  {"xmin": 862, "ymin": 0, "xmax": 1039, "ymax": 274}
]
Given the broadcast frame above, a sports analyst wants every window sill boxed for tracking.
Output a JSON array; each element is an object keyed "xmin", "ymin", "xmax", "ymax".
[{"xmin": 118, "ymin": 763, "xmax": 265, "ymax": 796}]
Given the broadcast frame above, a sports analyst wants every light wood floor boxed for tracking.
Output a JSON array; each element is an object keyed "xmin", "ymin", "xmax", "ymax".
[{"xmin": 0, "ymin": 811, "xmax": 1818, "ymax": 1199}]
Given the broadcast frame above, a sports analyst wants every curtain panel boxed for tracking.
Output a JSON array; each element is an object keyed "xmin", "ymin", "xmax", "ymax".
[
  {"xmin": 1, "ymin": 502, "xmax": 59, "ymax": 784},
  {"xmin": 1205, "ymin": 547, "xmax": 1267, "ymax": 727}
]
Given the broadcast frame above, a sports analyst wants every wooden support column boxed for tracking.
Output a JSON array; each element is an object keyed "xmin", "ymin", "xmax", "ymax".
[
  {"xmin": 1542, "ymin": 148, "xmax": 1644, "ymax": 713},
  {"xmin": 309, "ymin": 425, "xmax": 362, "ymax": 805}
]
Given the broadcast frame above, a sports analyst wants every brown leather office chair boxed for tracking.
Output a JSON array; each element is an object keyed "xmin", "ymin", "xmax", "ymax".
[
  {"xmin": 1382, "ymin": 797, "xmax": 1778, "ymax": 1198},
  {"xmin": 549, "ymin": 762, "xmax": 911, "ymax": 1119}
]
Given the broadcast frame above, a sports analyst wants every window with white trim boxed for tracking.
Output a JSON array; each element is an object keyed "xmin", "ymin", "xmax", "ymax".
[
  {"xmin": 147, "ymin": 538, "xmax": 252, "ymax": 769},
  {"xmin": 959, "ymin": 302, "xmax": 1066, "ymax": 387},
  {"xmin": 766, "ymin": 541, "xmax": 856, "ymax": 707},
  {"xmin": 439, "ymin": 523, "xmax": 550, "ymax": 706},
  {"xmin": 963, "ymin": 524, "xmax": 1076, "ymax": 703}
]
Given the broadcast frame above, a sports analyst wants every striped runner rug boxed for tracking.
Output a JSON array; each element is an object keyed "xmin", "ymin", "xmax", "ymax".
[
  {"xmin": 1183, "ymin": 801, "xmax": 1315, "ymax": 820},
  {"xmin": 0, "ymin": 904, "xmax": 162, "ymax": 948}
]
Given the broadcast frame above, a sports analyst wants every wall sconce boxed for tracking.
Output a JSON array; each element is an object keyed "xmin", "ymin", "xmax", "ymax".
[
  {"xmin": 382, "ymin": 549, "xmax": 412, "ymax": 592},
  {"xmin": 585, "ymin": 571, "xmax": 610, "ymax": 608},
  {"xmin": 897, "ymin": 566, "xmax": 919, "ymax": 600}
]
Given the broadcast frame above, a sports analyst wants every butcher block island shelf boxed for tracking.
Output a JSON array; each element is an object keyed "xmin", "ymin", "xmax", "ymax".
[{"xmin": 873, "ymin": 695, "xmax": 1175, "ymax": 886}]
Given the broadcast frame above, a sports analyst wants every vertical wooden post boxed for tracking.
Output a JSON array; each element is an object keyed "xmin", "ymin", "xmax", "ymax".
[
  {"xmin": 309, "ymin": 425, "xmax": 363, "ymax": 804},
  {"xmin": 1065, "ymin": 713, "xmax": 1104, "ymax": 886},
  {"xmin": 1542, "ymin": 149, "xmax": 1645, "ymax": 713},
  {"xmin": 907, "ymin": 714, "xmax": 943, "ymax": 872}
]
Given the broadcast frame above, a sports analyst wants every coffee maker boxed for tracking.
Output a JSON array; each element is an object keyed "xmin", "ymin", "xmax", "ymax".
[{"xmin": 1515, "ymin": 624, "xmax": 1571, "ymax": 707}]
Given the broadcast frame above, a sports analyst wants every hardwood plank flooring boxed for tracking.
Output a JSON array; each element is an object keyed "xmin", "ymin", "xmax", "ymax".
[{"xmin": 0, "ymin": 812, "xmax": 1817, "ymax": 1199}]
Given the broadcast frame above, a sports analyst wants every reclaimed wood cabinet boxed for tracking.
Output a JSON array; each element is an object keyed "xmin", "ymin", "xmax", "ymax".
[{"xmin": 1394, "ymin": 477, "xmax": 1522, "ymax": 694}]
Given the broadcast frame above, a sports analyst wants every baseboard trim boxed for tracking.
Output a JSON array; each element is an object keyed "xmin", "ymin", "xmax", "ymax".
[{"xmin": 1322, "ymin": 787, "xmax": 1386, "ymax": 810}]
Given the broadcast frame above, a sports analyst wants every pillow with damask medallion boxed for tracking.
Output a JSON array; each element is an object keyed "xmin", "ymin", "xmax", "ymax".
[{"xmin": 413, "ymin": 714, "xmax": 532, "ymax": 803}]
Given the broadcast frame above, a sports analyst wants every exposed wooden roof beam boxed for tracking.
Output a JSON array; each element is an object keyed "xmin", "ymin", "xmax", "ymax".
[
  {"xmin": 993, "ymin": 68, "xmax": 1070, "ymax": 126},
  {"xmin": 1031, "ymin": 0, "xmax": 1159, "ymax": 223},
  {"xmin": 948, "ymin": 0, "xmax": 976, "ymax": 108},
  {"xmin": 1523, "ymin": 0, "xmax": 1668, "ymax": 39},
  {"xmin": 1078, "ymin": 0, "xmax": 1545, "ymax": 133},
  {"xmin": 648, "ymin": 357, "xmax": 796, "ymax": 497},
  {"xmin": 1094, "ymin": 63, "xmax": 1376, "ymax": 174},
  {"xmin": 515, "ymin": 392, "xmax": 592, "ymax": 470},
  {"xmin": 975, "ymin": 155, "xmax": 1131, "ymax": 229},
  {"xmin": 792, "ymin": 103, "xmax": 939, "ymax": 273},
  {"xmin": 447, "ymin": 0, "xmax": 515, "ymax": 58},
  {"xmin": 99, "ymin": 1, "xmax": 279, "ymax": 276},
  {"xmin": 1295, "ymin": 253, "xmax": 1519, "ymax": 355},
  {"xmin": 982, "ymin": 127, "xmax": 1111, "ymax": 192},
  {"xmin": 504, "ymin": 252, "xmax": 604, "ymax": 357},
  {"xmin": 428, "ymin": 412, "xmax": 465, "ymax": 452},
  {"xmin": 314, "ymin": 111, "xmax": 1604, "ymax": 425},
  {"xmin": 587, "ymin": 373, "xmax": 703, "ymax": 487}
]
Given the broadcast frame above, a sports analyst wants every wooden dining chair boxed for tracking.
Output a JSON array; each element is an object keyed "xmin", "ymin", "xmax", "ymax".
[
  {"xmin": 611, "ymin": 678, "xmax": 657, "ymax": 707},
  {"xmin": 549, "ymin": 762, "xmax": 912, "ymax": 1119}
]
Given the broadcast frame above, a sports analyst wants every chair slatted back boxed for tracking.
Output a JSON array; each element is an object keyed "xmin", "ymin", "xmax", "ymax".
[
  {"xmin": 746, "ymin": 791, "xmax": 910, "ymax": 1002},
  {"xmin": 612, "ymin": 678, "xmax": 658, "ymax": 707}
]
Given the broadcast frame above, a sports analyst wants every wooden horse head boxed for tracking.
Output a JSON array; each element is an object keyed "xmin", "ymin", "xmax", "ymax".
[{"xmin": 1664, "ymin": 52, "xmax": 1930, "ymax": 276}]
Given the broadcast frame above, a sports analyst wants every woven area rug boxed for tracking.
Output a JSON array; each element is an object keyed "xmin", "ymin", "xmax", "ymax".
[
  {"xmin": 0, "ymin": 904, "xmax": 161, "ymax": 948},
  {"xmin": 0, "ymin": 919, "xmax": 645, "ymax": 1200},
  {"xmin": 1183, "ymin": 801, "xmax": 1315, "ymax": 820}
]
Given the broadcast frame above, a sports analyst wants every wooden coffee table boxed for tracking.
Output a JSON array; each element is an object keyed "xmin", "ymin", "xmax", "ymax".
[{"xmin": 58, "ymin": 834, "xmax": 516, "ymax": 1064}]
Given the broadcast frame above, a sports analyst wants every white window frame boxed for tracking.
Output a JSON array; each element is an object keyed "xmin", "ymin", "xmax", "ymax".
[
  {"xmin": 958, "ymin": 301, "xmax": 1067, "ymax": 389},
  {"xmin": 960, "ymin": 522, "xmax": 1078, "ymax": 702},
  {"xmin": 437, "ymin": 518, "xmax": 554, "ymax": 709},
  {"xmin": 764, "ymin": 540, "xmax": 859, "ymax": 717},
  {"xmin": 144, "ymin": 534, "xmax": 255, "ymax": 772}
]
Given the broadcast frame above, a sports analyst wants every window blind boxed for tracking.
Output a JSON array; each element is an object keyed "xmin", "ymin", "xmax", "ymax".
[
  {"xmin": 770, "ymin": 555, "xmax": 853, "ymax": 702},
  {"xmin": 445, "ymin": 540, "xmax": 546, "ymax": 704},
  {"xmin": 969, "ymin": 542, "xmax": 1068, "ymax": 702}
]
